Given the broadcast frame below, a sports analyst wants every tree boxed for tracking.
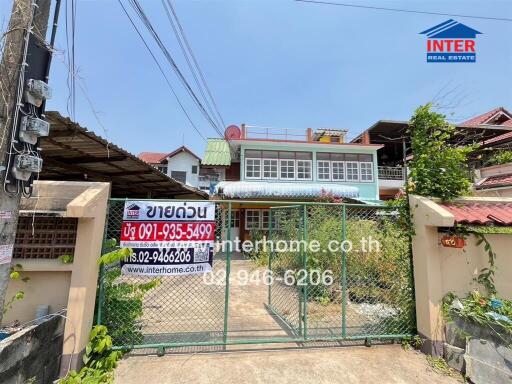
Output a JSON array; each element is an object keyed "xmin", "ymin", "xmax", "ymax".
[{"xmin": 407, "ymin": 104, "xmax": 475, "ymax": 201}]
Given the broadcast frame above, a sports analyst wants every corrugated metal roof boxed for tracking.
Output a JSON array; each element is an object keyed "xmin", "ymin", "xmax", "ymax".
[
  {"xmin": 202, "ymin": 139, "xmax": 231, "ymax": 166},
  {"xmin": 441, "ymin": 202, "xmax": 512, "ymax": 225},
  {"xmin": 43, "ymin": 112, "xmax": 208, "ymax": 199},
  {"xmin": 214, "ymin": 181, "xmax": 359, "ymax": 199}
]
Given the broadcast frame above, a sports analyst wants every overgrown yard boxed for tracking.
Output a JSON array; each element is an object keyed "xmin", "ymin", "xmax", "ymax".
[{"xmin": 251, "ymin": 203, "xmax": 415, "ymax": 337}]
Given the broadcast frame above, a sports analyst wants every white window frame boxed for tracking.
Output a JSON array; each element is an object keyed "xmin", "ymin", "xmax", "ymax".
[
  {"xmin": 359, "ymin": 162, "xmax": 374, "ymax": 182},
  {"xmin": 317, "ymin": 160, "xmax": 331, "ymax": 181},
  {"xmin": 231, "ymin": 210, "xmax": 240, "ymax": 228},
  {"xmin": 156, "ymin": 165, "xmax": 168, "ymax": 174},
  {"xmin": 245, "ymin": 158, "xmax": 261, "ymax": 179},
  {"xmin": 296, "ymin": 160, "xmax": 312, "ymax": 180},
  {"xmin": 345, "ymin": 161, "xmax": 359, "ymax": 182},
  {"xmin": 262, "ymin": 158, "xmax": 279, "ymax": 180},
  {"xmin": 245, "ymin": 209, "xmax": 270, "ymax": 230},
  {"xmin": 261, "ymin": 210, "xmax": 270, "ymax": 229},
  {"xmin": 245, "ymin": 209, "xmax": 260, "ymax": 229},
  {"xmin": 331, "ymin": 161, "xmax": 345, "ymax": 181},
  {"xmin": 280, "ymin": 159, "xmax": 295, "ymax": 180}
]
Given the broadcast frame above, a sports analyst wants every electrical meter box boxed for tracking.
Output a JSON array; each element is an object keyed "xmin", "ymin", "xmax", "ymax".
[
  {"xmin": 19, "ymin": 116, "xmax": 50, "ymax": 144},
  {"xmin": 11, "ymin": 154, "xmax": 43, "ymax": 181},
  {"xmin": 25, "ymin": 79, "xmax": 52, "ymax": 107}
]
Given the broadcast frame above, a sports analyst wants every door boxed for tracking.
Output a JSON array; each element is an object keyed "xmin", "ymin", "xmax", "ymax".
[{"xmin": 230, "ymin": 210, "xmax": 240, "ymax": 240}]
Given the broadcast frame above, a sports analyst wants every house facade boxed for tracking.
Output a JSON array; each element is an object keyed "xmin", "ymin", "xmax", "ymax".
[
  {"xmin": 202, "ymin": 125, "xmax": 382, "ymax": 240},
  {"xmin": 138, "ymin": 146, "xmax": 201, "ymax": 188}
]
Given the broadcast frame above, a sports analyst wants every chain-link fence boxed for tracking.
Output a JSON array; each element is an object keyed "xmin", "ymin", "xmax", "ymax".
[{"xmin": 97, "ymin": 199, "xmax": 415, "ymax": 351}]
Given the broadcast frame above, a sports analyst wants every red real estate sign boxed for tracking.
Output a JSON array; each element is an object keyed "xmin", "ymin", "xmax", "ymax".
[{"xmin": 119, "ymin": 201, "xmax": 216, "ymax": 276}]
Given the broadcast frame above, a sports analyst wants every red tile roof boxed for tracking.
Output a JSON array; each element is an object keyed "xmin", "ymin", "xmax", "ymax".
[
  {"xmin": 441, "ymin": 202, "xmax": 512, "ymax": 225},
  {"xmin": 484, "ymin": 131, "xmax": 512, "ymax": 145},
  {"xmin": 476, "ymin": 173, "xmax": 512, "ymax": 189},
  {"xmin": 461, "ymin": 107, "xmax": 512, "ymax": 145},
  {"xmin": 461, "ymin": 107, "xmax": 508, "ymax": 127},
  {"xmin": 138, "ymin": 152, "xmax": 167, "ymax": 164},
  {"xmin": 138, "ymin": 146, "xmax": 201, "ymax": 164},
  {"xmin": 461, "ymin": 107, "xmax": 512, "ymax": 127}
]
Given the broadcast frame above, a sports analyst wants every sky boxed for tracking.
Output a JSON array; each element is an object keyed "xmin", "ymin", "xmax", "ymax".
[{"xmin": 1, "ymin": 0, "xmax": 511, "ymax": 158}]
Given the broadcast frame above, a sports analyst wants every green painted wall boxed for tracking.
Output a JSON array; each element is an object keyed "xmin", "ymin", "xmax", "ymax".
[{"xmin": 239, "ymin": 141, "xmax": 380, "ymax": 200}]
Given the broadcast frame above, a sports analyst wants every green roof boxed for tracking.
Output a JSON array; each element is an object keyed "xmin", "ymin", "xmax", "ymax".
[{"xmin": 202, "ymin": 139, "xmax": 231, "ymax": 166}]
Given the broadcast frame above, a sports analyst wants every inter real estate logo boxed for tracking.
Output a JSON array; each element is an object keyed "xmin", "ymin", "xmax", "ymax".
[
  {"xmin": 420, "ymin": 19, "xmax": 482, "ymax": 63},
  {"xmin": 126, "ymin": 204, "xmax": 141, "ymax": 219}
]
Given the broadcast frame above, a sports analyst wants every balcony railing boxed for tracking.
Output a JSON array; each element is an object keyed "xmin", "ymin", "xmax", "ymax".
[
  {"xmin": 244, "ymin": 126, "xmax": 308, "ymax": 141},
  {"xmin": 378, "ymin": 166, "xmax": 405, "ymax": 181}
]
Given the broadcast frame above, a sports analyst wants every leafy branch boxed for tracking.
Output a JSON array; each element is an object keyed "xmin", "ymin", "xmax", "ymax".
[
  {"xmin": 3, "ymin": 264, "xmax": 30, "ymax": 315},
  {"xmin": 407, "ymin": 103, "xmax": 477, "ymax": 201},
  {"xmin": 473, "ymin": 232, "xmax": 497, "ymax": 296}
]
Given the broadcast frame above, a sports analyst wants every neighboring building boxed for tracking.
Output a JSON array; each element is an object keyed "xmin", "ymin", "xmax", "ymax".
[
  {"xmin": 460, "ymin": 107, "xmax": 512, "ymax": 168},
  {"xmin": 351, "ymin": 107, "xmax": 512, "ymax": 199},
  {"xmin": 204, "ymin": 124, "xmax": 382, "ymax": 240},
  {"xmin": 199, "ymin": 138, "xmax": 233, "ymax": 193},
  {"xmin": 474, "ymin": 162, "xmax": 512, "ymax": 198},
  {"xmin": 138, "ymin": 146, "xmax": 201, "ymax": 188}
]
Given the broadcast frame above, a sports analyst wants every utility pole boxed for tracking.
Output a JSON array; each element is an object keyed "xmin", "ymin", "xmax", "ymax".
[{"xmin": 0, "ymin": 0, "xmax": 52, "ymax": 325}]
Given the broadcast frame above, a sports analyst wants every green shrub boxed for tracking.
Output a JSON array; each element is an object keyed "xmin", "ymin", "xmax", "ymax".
[
  {"xmin": 487, "ymin": 150, "xmax": 512, "ymax": 166},
  {"xmin": 408, "ymin": 103, "xmax": 476, "ymax": 201},
  {"xmin": 58, "ymin": 325, "xmax": 123, "ymax": 384},
  {"xmin": 96, "ymin": 240, "xmax": 161, "ymax": 346}
]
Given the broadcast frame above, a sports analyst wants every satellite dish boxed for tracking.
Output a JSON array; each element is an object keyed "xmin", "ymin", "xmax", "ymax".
[{"xmin": 224, "ymin": 125, "xmax": 241, "ymax": 140}]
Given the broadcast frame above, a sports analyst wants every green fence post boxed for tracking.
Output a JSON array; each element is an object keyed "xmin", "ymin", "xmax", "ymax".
[
  {"xmin": 341, "ymin": 205, "xmax": 347, "ymax": 338},
  {"xmin": 268, "ymin": 209, "xmax": 273, "ymax": 306},
  {"xmin": 97, "ymin": 264, "xmax": 105, "ymax": 325},
  {"xmin": 302, "ymin": 204, "xmax": 308, "ymax": 341},
  {"xmin": 223, "ymin": 202, "xmax": 232, "ymax": 344}
]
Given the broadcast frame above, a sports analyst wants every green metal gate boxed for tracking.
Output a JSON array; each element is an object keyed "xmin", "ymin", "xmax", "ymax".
[{"xmin": 97, "ymin": 199, "xmax": 416, "ymax": 352}]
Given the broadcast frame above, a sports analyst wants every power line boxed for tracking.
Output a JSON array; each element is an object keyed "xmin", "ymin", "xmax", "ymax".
[
  {"xmin": 161, "ymin": 0, "xmax": 221, "ymax": 129},
  {"xmin": 117, "ymin": 0, "xmax": 207, "ymax": 142},
  {"xmin": 295, "ymin": 0, "xmax": 512, "ymax": 22},
  {"xmin": 64, "ymin": 0, "xmax": 77, "ymax": 121},
  {"xmin": 164, "ymin": 0, "xmax": 226, "ymax": 129},
  {"xmin": 126, "ymin": 0, "xmax": 224, "ymax": 137}
]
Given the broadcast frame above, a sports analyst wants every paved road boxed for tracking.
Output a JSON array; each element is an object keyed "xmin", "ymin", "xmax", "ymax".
[{"xmin": 115, "ymin": 345, "xmax": 461, "ymax": 384}]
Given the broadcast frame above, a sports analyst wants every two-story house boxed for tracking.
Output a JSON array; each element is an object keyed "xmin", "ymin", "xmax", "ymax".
[
  {"xmin": 202, "ymin": 124, "xmax": 383, "ymax": 240},
  {"xmin": 138, "ymin": 146, "xmax": 201, "ymax": 188}
]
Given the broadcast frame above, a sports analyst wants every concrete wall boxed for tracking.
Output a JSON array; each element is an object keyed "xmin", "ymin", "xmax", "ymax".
[
  {"xmin": 409, "ymin": 194, "xmax": 512, "ymax": 355},
  {"xmin": 3, "ymin": 267, "xmax": 71, "ymax": 324},
  {"xmin": 0, "ymin": 315, "xmax": 65, "ymax": 384},
  {"xmin": 474, "ymin": 188, "xmax": 512, "ymax": 198},
  {"xmin": 2, "ymin": 181, "xmax": 110, "ymax": 376},
  {"xmin": 166, "ymin": 151, "xmax": 200, "ymax": 187},
  {"xmin": 439, "ymin": 232, "xmax": 512, "ymax": 300}
]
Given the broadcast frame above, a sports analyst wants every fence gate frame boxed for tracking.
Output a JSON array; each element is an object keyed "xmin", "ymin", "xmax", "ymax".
[{"xmin": 97, "ymin": 198, "xmax": 416, "ymax": 352}]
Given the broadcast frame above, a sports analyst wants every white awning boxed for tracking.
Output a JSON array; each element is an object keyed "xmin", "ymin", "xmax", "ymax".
[{"xmin": 214, "ymin": 181, "xmax": 359, "ymax": 199}]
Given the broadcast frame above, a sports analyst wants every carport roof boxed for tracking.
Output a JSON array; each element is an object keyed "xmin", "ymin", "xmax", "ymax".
[{"xmin": 41, "ymin": 112, "xmax": 208, "ymax": 199}]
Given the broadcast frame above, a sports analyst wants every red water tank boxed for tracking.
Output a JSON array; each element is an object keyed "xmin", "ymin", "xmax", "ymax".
[{"xmin": 224, "ymin": 125, "xmax": 241, "ymax": 140}]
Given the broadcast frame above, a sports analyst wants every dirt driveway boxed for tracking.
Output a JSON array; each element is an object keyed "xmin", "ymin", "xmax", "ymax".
[{"xmin": 114, "ymin": 345, "xmax": 461, "ymax": 384}]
